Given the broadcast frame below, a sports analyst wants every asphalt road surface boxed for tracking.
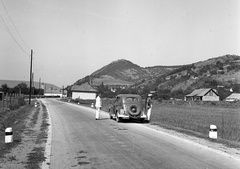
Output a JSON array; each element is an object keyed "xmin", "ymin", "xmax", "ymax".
[{"xmin": 42, "ymin": 99, "xmax": 240, "ymax": 169}]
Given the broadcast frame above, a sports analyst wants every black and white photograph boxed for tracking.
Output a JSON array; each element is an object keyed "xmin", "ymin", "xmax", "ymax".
[{"xmin": 0, "ymin": 0, "xmax": 240, "ymax": 168}]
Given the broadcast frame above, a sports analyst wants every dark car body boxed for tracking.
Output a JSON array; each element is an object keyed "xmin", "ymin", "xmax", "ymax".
[{"xmin": 108, "ymin": 94, "xmax": 146, "ymax": 122}]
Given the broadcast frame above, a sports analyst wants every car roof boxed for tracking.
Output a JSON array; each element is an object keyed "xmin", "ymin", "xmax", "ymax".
[{"xmin": 116, "ymin": 94, "xmax": 141, "ymax": 98}]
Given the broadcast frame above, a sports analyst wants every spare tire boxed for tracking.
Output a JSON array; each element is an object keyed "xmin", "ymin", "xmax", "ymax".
[{"xmin": 128, "ymin": 105, "xmax": 141, "ymax": 116}]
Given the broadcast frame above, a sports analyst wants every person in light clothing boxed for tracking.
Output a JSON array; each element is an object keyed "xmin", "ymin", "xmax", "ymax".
[
  {"xmin": 145, "ymin": 94, "xmax": 152, "ymax": 122},
  {"xmin": 95, "ymin": 93, "xmax": 102, "ymax": 120}
]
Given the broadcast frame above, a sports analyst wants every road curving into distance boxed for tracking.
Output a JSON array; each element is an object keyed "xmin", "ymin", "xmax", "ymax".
[{"xmin": 41, "ymin": 99, "xmax": 240, "ymax": 169}]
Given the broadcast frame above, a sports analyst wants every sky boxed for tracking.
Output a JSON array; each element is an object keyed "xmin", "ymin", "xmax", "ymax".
[{"xmin": 0, "ymin": 0, "xmax": 239, "ymax": 87}]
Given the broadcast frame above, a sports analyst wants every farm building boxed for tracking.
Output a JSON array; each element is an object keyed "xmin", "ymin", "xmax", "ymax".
[
  {"xmin": 225, "ymin": 93, "xmax": 240, "ymax": 101},
  {"xmin": 185, "ymin": 88, "xmax": 219, "ymax": 101},
  {"xmin": 71, "ymin": 83, "xmax": 97, "ymax": 100}
]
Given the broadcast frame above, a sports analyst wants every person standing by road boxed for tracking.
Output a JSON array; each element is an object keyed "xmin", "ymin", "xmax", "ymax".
[
  {"xmin": 95, "ymin": 93, "xmax": 102, "ymax": 120},
  {"xmin": 145, "ymin": 94, "xmax": 153, "ymax": 122}
]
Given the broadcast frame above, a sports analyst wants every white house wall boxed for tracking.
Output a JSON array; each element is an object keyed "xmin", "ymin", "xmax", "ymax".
[
  {"xmin": 44, "ymin": 93, "xmax": 62, "ymax": 97},
  {"xmin": 202, "ymin": 96, "xmax": 219, "ymax": 101},
  {"xmin": 72, "ymin": 92, "xmax": 96, "ymax": 100}
]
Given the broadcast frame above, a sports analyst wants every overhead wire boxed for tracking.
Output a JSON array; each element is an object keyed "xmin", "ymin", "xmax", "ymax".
[
  {"xmin": 0, "ymin": 0, "xmax": 30, "ymax": 55},
  {"xmin": 1, "ymin": 0, "xmax": 31, "ymax": 50}
]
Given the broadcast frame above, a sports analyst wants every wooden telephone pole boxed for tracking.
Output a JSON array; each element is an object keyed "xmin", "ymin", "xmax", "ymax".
[{"xmin": 29, "ymin": 50, "xmax": 33, "ymax": 104}]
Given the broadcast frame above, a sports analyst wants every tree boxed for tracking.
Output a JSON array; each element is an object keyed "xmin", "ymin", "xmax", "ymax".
[
  {"xmin": 14, "ymin": 82, "xmax": 29, "ymax": 94},
  {"xmin": 1, "ymin": 84, "xmax": 10, "ymax": 93},
  {"xmin": 171, "ymin": 89, "xmax": 184, "ymax": 99},
  {"xmin": 232, "ymin": 84, "xmax": 240, "ymax": 93},
  {"xmin": 217, "ymin": 88, "xmax": 231, "ymax": 101},
  {"xmin": 141, "ymin": 85, "xmax": 150, "ymax": 96},
  {"xmin": 156, "ymin": 89, "xmax": 171, "ymax": 100}
]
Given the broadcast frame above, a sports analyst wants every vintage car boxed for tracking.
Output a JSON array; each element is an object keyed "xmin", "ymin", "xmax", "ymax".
[{"xmin": 108, "ymin": 94, "xmax": 146, "ymax": 122}]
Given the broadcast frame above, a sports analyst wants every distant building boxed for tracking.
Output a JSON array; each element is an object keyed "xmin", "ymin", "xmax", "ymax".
[
  {"xmin": 225, "ymin": 93, "xmax": 240, "ymax": 102},
  {"xmin": 71, "ymin": 83, "xmax": 97, "ymax": 100},
  {"xmin": 185, "ymin": 88, "xmax": 219, "ymax": 101},
  {"xmin": 44, "ymin": 87, "xmax": 63, "ymax": 97}
]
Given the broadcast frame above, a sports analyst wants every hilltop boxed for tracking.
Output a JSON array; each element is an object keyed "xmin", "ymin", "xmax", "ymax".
[
  {"xmin": 74, "ymin": 54, "xmax": 240, "ymax": 99},
  {"xmin": 74, "ymin": 59, "xmax": 180, "ymax": 86}
]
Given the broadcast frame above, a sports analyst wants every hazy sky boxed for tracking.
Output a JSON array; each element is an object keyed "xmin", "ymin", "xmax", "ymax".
[{"xmin": 1, "ymin": 0, "xmax": 239, "ymax": 87}]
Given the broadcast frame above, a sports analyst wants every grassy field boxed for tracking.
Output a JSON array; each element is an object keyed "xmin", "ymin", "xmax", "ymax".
[
  {"xmin": 100, "ymin": 99, "xmax": 240, "ymax": 146},
  {"xmin": 150, "ymin": 101, "xmax": 240, "ymax": 142}
]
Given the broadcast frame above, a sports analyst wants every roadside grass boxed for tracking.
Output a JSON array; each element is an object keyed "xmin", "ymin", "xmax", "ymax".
[
  {"xmin": 150, "ymin": 103, "xmax": 240, "ymax": 148},
  {"xmin": 0, "ymin": 100, "xmax": 49, "ymax": 168},
  {"xmin": 0, "ymin": 103, "xmax": 34, "ymax": 159}
]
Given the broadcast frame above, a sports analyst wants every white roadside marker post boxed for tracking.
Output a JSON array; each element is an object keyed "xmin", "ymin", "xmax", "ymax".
[
  {"xmin": 209, "ymin": 125, "xmax": 217, "ymax": 139},
  {"xmin": 5, "ymin": 127, "xmax": 13, "ymax": 143}
]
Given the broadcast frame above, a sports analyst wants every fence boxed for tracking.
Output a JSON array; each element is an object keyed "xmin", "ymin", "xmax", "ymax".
[{"xmin": 0, "ymin": 93, "xmax": 26, "ymax": 113}]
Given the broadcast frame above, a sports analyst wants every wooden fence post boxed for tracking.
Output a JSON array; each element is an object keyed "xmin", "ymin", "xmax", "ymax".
[{"xmin": 6, "ymin": 93, "xmax": 8, "ymax": 108}]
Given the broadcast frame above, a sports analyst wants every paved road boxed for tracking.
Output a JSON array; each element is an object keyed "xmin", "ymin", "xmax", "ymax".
[{"xmin": 42, "ymin": 99, "xmax": 240, "ymax": 169}]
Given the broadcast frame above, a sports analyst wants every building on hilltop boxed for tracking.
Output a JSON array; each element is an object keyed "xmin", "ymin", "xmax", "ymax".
[{"xmin": 185, "ymin": 88, "xmax": 219, "ymax": 101}]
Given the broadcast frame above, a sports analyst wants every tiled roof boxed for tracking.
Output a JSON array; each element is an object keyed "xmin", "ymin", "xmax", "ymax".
[
  {"xmin": 186, "ymin": 88, "xmax": 217, "ymax": 97},
  {"xmin": 71, "ymin": 83, "xmax": 97, "ymax": 92}
]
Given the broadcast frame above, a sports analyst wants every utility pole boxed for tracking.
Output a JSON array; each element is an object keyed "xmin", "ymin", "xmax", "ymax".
[
  {"xmin": 29, "ymin": 49, "xmax": 33, "ymax": 104},
  {"xmin": 39, "ymin": 78, "xmax": 41, "ymax": 90}
]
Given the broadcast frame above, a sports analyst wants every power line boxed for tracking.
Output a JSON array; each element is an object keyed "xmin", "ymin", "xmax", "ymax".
[
  {"xmin": 1, "ymin": 0, "xmax": 31, "ymax": 50},
  {"xmin": 0, "ymin": 1, "xmax": 29, "ymax": 55}
]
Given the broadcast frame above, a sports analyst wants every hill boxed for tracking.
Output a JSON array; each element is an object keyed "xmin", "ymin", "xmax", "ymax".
[
  {"xmin": 74, "ymin": 59, "xmax": 179, "ymax": 86},
  {"xmin": 156, "ymin": 55, "xmax": 240, "ymax": 91},
  {"xmin": 73, "ymin": 55, "xmax": 240, "ymax": 99}
]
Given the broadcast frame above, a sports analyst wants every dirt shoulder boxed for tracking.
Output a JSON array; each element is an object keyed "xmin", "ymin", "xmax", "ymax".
[{"xmin": 0, "ymin": 100, "xmax": 49, "ymax": 169}]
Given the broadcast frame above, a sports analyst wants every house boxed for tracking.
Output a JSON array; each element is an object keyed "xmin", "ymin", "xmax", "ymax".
[
  {"xmin": 185, "ymin": 88, "xmax": 219, "ymax": 101},
  {"xmin": 71, "ymin": 83, "xmax": 97, "ymax": 100},
  {"xmin": 225, "ymin": 93, "xmax": 240, "ymax": 102}
]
